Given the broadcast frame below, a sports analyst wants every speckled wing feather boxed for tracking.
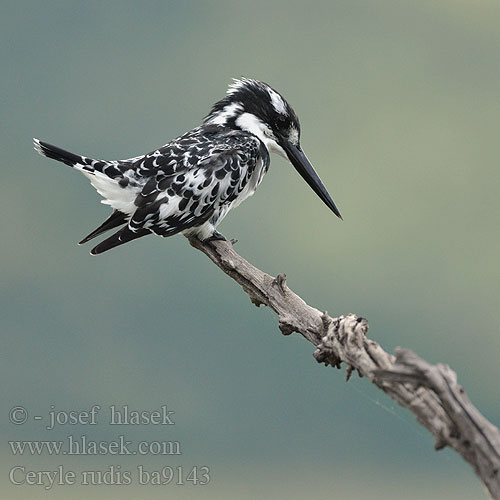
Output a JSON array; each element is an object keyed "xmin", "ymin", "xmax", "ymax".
[{"xmin": 90, "ymin": 127, "xmax": 267, "ymax": 254}]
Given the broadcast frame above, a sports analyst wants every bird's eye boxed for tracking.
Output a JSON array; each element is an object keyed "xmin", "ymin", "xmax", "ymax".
[{"xmin": 274, "ymin": 116, "xmax": 287, "ymax": 129}]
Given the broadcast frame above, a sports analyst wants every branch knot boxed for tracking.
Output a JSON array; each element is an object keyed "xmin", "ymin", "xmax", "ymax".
[{"xmin": 272, "ymin": 273, "xmax": 287, "ymax": 294}]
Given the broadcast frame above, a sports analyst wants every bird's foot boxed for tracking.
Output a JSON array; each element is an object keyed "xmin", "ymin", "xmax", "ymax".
[{"xmin": 203, "ymin": 231, "xmax": 228, "ymax": 244}]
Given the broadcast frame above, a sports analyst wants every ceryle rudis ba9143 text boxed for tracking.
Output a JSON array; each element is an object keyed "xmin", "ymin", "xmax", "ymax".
[{"xmin": 34, "ymin": 78, "xmax": 342, "ymax": 255}]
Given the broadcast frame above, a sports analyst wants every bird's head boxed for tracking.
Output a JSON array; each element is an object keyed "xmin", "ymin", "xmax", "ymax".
[{"xmin": 205, "ymin": 78, "xmax": 342, "ymax": 219}]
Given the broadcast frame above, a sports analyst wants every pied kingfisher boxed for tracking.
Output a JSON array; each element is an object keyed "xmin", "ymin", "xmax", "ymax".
[{"xmin": 34, "ymin": 78, "xmax": 342, "ymax": 255}]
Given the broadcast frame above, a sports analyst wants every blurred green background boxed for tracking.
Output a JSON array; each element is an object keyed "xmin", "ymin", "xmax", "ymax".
[{"xmin": 2, "ymin": 1, "xmax": 499, "ymax": 498}]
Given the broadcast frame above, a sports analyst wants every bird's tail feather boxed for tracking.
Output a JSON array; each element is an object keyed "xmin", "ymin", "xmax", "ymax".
[
  {"xmin": 90, "ymin": 227, "xmax": 150, "ymax": 255},
  {"xmin": 33, "ymin": 138, "xmax": 126, "ymax": 179},
  {"xmin": 33, "ymin": 138, "xmax": 87, "ymax": 168},
  {"xmin": 78, "ymin": 210, "xmax": 129, "ymax": 245}
]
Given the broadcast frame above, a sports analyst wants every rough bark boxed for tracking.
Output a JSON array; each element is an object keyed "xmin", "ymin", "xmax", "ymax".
[{"xmin": 188, "ymin": 236, "xmax": 500, "ymax": 499}]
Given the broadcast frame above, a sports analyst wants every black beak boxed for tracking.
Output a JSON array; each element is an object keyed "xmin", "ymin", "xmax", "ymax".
[{"xmin": 280, "ymin": 138, "xmax": 342, "ymax": 220}]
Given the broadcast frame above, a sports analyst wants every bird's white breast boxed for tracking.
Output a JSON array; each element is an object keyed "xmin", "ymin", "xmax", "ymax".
[{"xmin": 232, "ymin": 156, "xmax": 267, "ymax": 209}]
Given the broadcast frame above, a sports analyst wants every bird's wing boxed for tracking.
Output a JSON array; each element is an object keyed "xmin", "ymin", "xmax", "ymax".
[
  {"xmin": 131, "ymin": 133, "xmax": 262, "ymax": 236},
  {"xmin": 127, "ymin": 126, "xmax": 213, "ymax": 178},
  {"xmin": 90, "ymin": 132, "xmax": 263, "ymax": 254}
]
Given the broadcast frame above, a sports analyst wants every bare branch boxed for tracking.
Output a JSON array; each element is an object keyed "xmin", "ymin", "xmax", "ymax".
[{"xmin": 188, "ymin": 237, "xmax": 500, "ymax": 498}]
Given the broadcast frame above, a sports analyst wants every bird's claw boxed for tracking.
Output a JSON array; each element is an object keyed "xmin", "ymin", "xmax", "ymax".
[{"xmin": 204, "ymin": 231, "xmax": 228, "ymax": 244}]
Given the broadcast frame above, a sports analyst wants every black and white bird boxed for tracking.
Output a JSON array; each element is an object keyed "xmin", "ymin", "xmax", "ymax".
[{"xmin": 34, "ymin": 78, "xmax": 342, "ymax": 255}]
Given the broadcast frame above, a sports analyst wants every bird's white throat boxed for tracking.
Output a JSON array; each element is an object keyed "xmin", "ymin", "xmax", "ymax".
[{"xmin": 235, "ymin": 112, "xmax": 287, "ymax": 158}]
